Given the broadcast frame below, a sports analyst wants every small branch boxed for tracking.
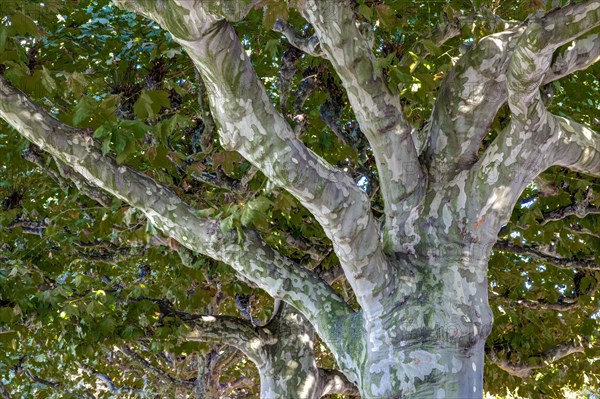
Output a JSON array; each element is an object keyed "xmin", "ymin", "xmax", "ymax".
[
  {"xmin": 298, "ymin": 0, "xmax": 426, "ymax": 253},
  {"xmin": 177, "ymin": 312, "xmax": 267, "ymax": 364},
  {"xmin": 565, "ymin": 224, "xmax": 600, "ymax": 240},
  {"xmin": 7, "ymin": 216, "xmax": 49, "ymax": 236},
  {"xmin": 488, "ymin": 341, "xmax": 586, "ymax": 378},
  {"xmin": 540, "ymin": 203, "xmax": 600, "ymax": 225},
  {"xmin": 22, "ymin": 145, "xmax": 112, "ymax": 208},
  {"xmin": 0, "ymin": 381, "xmax": 13, "ymax": 399},
  {"xmin": 23, "ymin": 370, "xmax": 91, "ymax": 399},
  {"xmin": 119, "ymin": 346, "xmax": 195, "ymax": 389},
  {"xmin": 489, "ymin": 291, "xmax": 579, "ymax": 311},
  {"xmin": 92, "ymin": 371, "xmax": 136, "ymax": 394},
  {"xmin": 221, "ymin": 377, "xmax": 254, "ymax": 395},
  {"xmin": 273, "ymin": 19, "xmax": 324, "ymax": 58},
  {"xmin": 495, "ymin": 239, "xmax": 600, "ymax": 270},
  {"xmin": 314, "ymin": 264, "xmax": 345, "ymax": 285}
]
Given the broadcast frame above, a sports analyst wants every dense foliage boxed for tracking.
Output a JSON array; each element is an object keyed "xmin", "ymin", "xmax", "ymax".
[{"xmin": 0, "ymin": 0, "xmax": 598, "ymax": 398}]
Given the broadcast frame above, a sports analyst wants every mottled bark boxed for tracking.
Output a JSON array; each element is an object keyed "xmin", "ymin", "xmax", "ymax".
[
  {"xmin": 186, "ymin": 304, "xmax": 356, "ymax": 399},
  {"xmin": 297, "ymin": 0, "xmax": 426, "ymax": 253}
]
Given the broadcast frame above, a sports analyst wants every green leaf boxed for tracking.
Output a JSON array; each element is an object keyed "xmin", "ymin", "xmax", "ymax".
[
  {"xmin": 10, "ymin": 12, "xmax": 38, "ymax": 36},
  {"xmin": 358, "ymin": 3, "xmax": 373, "ymax": 19},
  {"xmin": 389, "ymin": 66, "xmax": 413, "ymax": 84},
  {"xmin": 133, "ymin": 90, "xmax": 170, "ymax": 119},
  {"xmin": 421, "ymin": 39, "xmax": 442, "ymax": 57},
  {"xmin": 72, "ymin": 97, "xmax": 94, "ymax": 126},
  {"xmin": 67, "ymin": 72, "xmax": 89, "ymax": 97},
  {"xmin": 375, "ymin": 4, "xmax": 400, "ymax": 28},
  {"xmin": 212, "ymin": 151, "xmax": 243, "ymax": 175},
  {"xmin": 93, "ymin": 125, "xmax": 112, "ymax": 140},
  {"xmin": 101, "ymin": 136, "xmax": 112, "ymax": 155},
  {"xmin": 263, "ymin": 0, "xmax": 288, "ymax": 29},
  {"xmin": 40, "ymin": 67, "xmax": 57, "ymax": 93}
]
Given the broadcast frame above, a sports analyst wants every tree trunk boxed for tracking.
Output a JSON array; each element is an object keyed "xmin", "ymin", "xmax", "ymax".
[{"xmin": 337, "ymin": 245, "xmax": 493, "ymax": 398}]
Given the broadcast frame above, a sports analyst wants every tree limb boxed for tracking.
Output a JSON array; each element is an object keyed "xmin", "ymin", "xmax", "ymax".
[
  {"xmin": 540, "ymin": 203, "xmax": 600, "ymax": 225},
  {"xmin": 461, "ymin": 2, "xmax": 600, "ymax": 241},
  {"xmin": 543, "ymin": 33, "xmax": 600, "ymax": 83},
  {"xmin": 0, "ymin": 76, "xmax": 351, "ymax": 344},
  {"xmin": 424, "ymin": 26, "xmax": 524, "ymax": 183},
  {"xmin": 489, "ymin": 291, "xmax": 579, "ymax": 311},
  {"xmin": 547, "ymin": 115, "xmax": 600, "ymax": 180},
  {"xmin": 23, "ymin": 370, "xmax": 92, "ymax": 399},
  {"xmin": 425, "ymin": 3, "xmax": 599, "ymax": 186},
  {"xmin": 297, "ymin": 0, "xmax": 426, "ymax": 252}
]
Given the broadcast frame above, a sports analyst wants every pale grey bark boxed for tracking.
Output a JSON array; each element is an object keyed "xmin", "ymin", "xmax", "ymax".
[
  {"xmin": 185, "ymin": 304, "xmax": 356, "ymax": 399},
  {"xmin": 297, "ymin": 0, "xmax": 426, "ymax": 253},
  {"xmin": 113, "ymin": 0, "xmax": 390, "ymax": 322}
]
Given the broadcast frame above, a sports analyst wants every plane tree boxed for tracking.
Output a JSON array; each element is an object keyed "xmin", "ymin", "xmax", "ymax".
[{"xmin": 0, "ymin": 0, "xmax": 599, "ymax": 398}]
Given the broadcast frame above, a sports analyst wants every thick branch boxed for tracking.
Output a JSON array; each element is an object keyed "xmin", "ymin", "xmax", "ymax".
[
  {"xmin": 424, "ymin": 27, "xmax": 524, "ymax": 183},
  {"xmin": 319, "ymin": 368, "xmax": 359, "ymax": 397},
  {"xmin": 114, "ymin": 0, "xmax": 391, "ymax": 320},
  {"xmin": 508, "ymin": 0, "xmax": 600, "ymax": 121},
  {"xmin": 0, "ymin": 77, "xmax": 351, "ymax": 343},
  {"xmin": 184, "ymin": 315, "xmax": 267, "ymax": 365},
  {"xmin": 547, "ymin": 114, "xmax": 600, "ymax": 179},
  {"xmin": 297, "ymin": 0, "xmax": 426, "ymax": 252},
  {"xmin": 543, "ymin": 33, "xmax": 600, "ymax": 83},
  {"xmin": 488, "ymin": 342, "xmax": 585, "ymax": 378},
  {"xmin": 272, "ymin": 19, "xmax": 324, "ymax": 58},
  {"xmin": 425, "ymin": 6, "xmax": 599, "ymax": 185}
]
